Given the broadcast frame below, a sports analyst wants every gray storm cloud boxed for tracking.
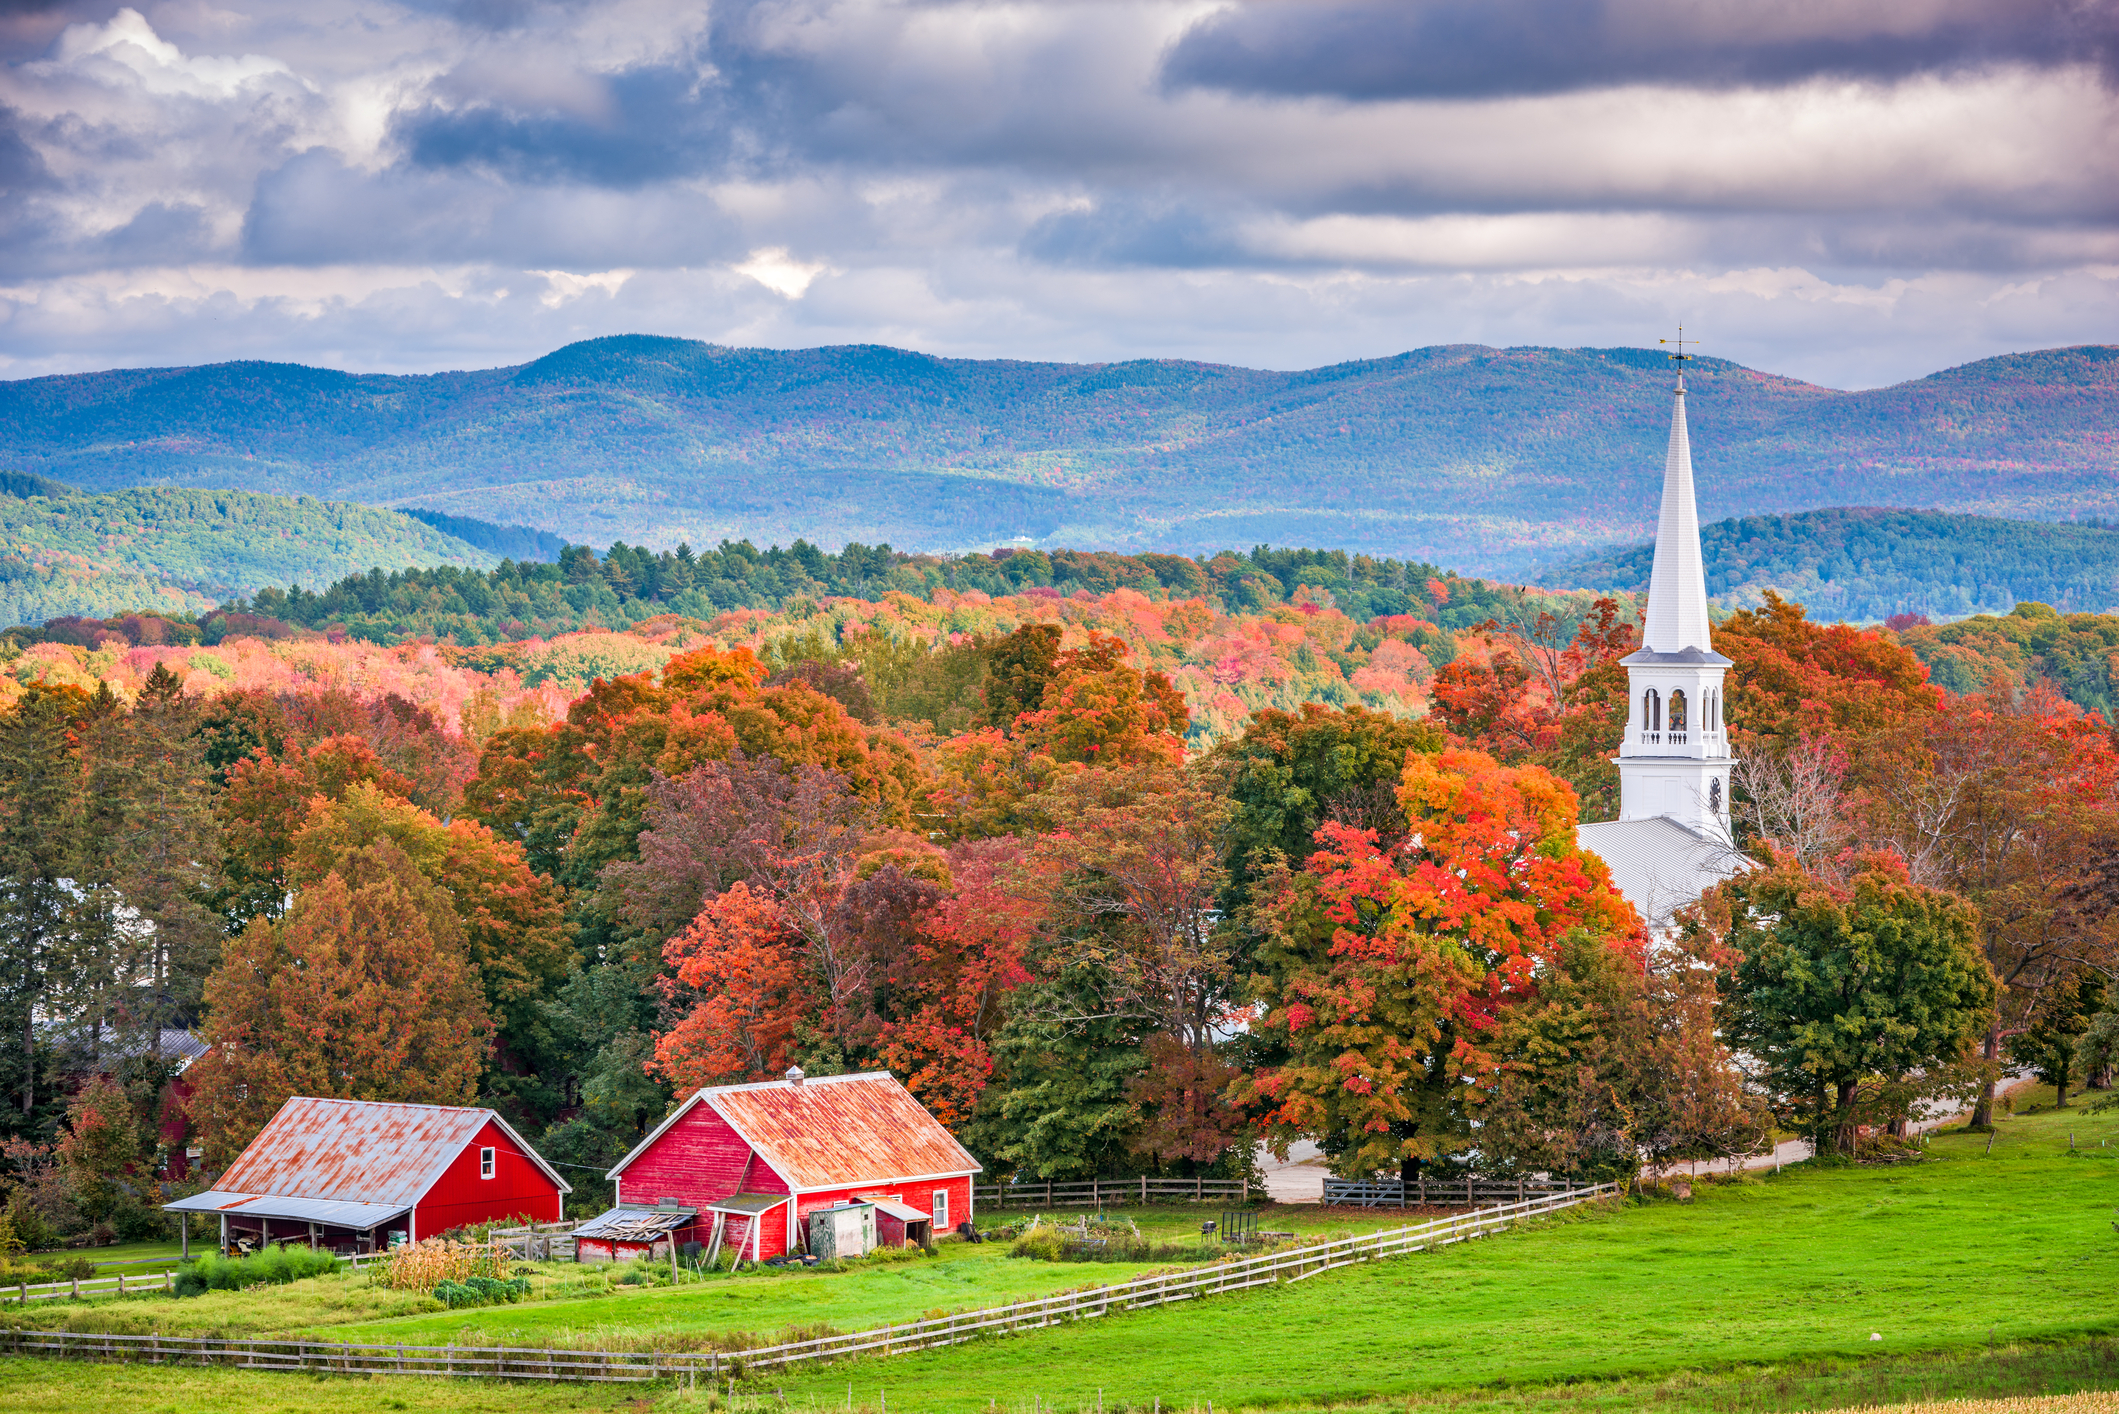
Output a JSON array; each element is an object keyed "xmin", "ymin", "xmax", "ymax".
[
  {"xmin": 0, "ymin": 0, "xmax": 2112, "ymax": 387},
  {"xmin": 1162, "ymin": 0, "xmax": 2119, "ymax": 101}
]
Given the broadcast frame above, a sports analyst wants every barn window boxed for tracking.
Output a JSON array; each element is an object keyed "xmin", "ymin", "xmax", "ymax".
[
  {"xmin": 480, "ymin": 1147, "xmax": 495, "ymax": 1180},
  {"xmin": 931, "ymin": 1189, "xmax": 948, "ymax": 1231}
]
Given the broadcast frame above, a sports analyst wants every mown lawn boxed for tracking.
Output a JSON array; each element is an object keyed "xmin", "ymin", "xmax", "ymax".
[{"xmin": 763, "ymin": 1100, "xmax": 2119, "ymax": 1412}]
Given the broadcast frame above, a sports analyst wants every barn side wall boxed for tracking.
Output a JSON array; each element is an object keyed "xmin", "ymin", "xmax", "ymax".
[
  {"xmin": 796, "ymin": 1175, "xmax": 972, "ymax": 1247},
  {"xmin": 617, "ymin": 1105, "xmax": 792, "ymax": 1209},
  {"xmin": 414, "ymin": 1119, "xmax": 565, "ymax": 1237}
]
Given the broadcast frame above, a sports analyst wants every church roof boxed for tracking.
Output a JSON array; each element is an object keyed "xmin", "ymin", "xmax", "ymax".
[
  {"xmin": 1577, "ymin": 817, "xmax": 1743, "ymax": 932},
  {"xmin": 1638, "ymin": 375, "xmax": 1716, "ymax": 656}
]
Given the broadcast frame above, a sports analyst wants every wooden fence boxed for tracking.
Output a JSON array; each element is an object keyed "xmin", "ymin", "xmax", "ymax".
[
  {"xmin": 1322, "ymin": 1176, "xmax": 1580, "ymax": 1208},
  {"xmin": 5, "ymin": 1183, "xmax": 1616, "ymax": 1384},
  {"xmin": 5, "ymin": 1269, "xmax": 177, "ymax": 1305},
  {"xmin": 975, "ymin": 1176, "xmax": 1249, "ymax": 1208}
]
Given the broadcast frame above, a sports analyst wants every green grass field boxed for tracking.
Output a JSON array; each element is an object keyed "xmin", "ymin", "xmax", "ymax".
[
  {"xmin": 2, "ymin": 1095, "xmax": 2114, "ymax": 1411},
  {"xmin": 764, "ymin": 1099, "xmax": 2119, "ymax": 1413},
  {"xmin": 0, "ymin": 1205, "xmax": 1425, "ymax": 1349}
]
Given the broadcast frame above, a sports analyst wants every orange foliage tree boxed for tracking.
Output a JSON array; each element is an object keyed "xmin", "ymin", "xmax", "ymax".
[
  {"xmin": 1239, "ymin": 748, "xmax": 1637, "ymax": 1182},
  {"xmin": 187, "ymin": 841, "xmax": 492, "ymax": 1161},
  {"xmin": 651, "ymin": 881, "xmax": 810, "ymax": 1090}
]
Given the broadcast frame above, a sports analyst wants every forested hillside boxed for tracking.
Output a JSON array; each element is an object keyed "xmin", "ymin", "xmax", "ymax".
[
  {"xmin": 3, "ymin": 338, "xmax": 2112, "ymax": 575},
  {"xmin": 205, "ymin": 541, "xmax": 1528, "ymax": 649},
  {"xmin": 1546, "ymin": 507, "xmax": 2119, "ymax": 623},
  {"xmin": 0, "ymin": 483, "xmax": 501, "ymax": 626},
  {"xmin": 3, "ymin": 555, "xmax": 2101, "ymax": 1240}
]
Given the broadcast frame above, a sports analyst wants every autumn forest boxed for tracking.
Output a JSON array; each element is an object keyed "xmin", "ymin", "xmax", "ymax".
[{"xmin": 2, "ymin": 542, "xmax": 2115, "ymax": 1248}]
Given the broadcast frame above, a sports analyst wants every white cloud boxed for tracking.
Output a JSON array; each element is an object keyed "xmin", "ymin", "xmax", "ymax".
[
  {"xmin": 733, "ymin": 247, "xmax": 835, "ymax": 298},
  {"xmin": 531, "ymin": 267, "xmax": 637, "ymax": 307}
]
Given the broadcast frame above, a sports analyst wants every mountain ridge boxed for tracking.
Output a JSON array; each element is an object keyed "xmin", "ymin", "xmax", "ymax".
[{"xmin": 3, "ymin": 337, "xmax": 2113, "ymax": 576}]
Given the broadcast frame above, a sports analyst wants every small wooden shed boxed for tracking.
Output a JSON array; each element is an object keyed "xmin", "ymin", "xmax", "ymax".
[
  {"xmin": 598, "ymin": 1068, "xmax": 980, "ymax": 1261},
  {"xmin": 165, "ymin": 1097, "xmax": 569, "ymax": 1255}
]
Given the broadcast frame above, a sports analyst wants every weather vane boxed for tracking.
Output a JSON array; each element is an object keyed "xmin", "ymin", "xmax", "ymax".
[{"xmin": 1659, "ymin": 326, "xmax": 1697, "ymax": 362}]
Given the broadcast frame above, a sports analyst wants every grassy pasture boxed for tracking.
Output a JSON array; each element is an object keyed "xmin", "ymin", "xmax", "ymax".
[
  {"xmin": 0, "ymin": 1204, "xmax": 1427, "ymax": 1349},
  {"xmin": 764, "ymin": 1101, "xmax": 2119, "ymax": 1412},
  {"xmin": 2, "ymin": 1097, "xmax": 2114, "ymax": 1411}
]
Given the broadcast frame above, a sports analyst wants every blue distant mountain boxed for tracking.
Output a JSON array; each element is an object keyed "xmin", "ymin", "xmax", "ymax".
[{"xmin": 1, "ymin": 337, "xmax": 2112, "ymax": 576}]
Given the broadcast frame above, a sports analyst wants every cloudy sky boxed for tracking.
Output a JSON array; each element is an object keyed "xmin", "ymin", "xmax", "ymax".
[{"xmin": 0, "ymin": 0, "xmax": 2113, "ymax": 387}]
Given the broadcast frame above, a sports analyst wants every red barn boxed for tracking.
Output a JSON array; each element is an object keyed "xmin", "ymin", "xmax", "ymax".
[
  {"xmin": 165, "ymin": 1097, "xmax": 569, "ymax": 1256},
  {"xmin": 596, "ymin": 1068, "xmax": 979, "ymax": 1263}
]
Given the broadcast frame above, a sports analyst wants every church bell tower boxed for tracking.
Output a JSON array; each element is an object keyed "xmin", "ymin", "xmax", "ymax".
[{"xmin": 1616, "ymin": 354, "xmax": 1734, "ymax": 843}]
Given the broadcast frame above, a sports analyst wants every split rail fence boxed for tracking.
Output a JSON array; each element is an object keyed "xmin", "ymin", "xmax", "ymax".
[
  {"xmin": 975, "ymin": 1176, "xmax": 1248, "ymax": 1208},
  {"xmin": 5, "ymin": 1182, "xmax": 1616, "ymax": 1384}
]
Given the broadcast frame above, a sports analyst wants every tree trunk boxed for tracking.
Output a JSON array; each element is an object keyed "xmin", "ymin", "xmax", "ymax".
[
  {"xmin": 1968, "ymin": 1022, "xmax": 2000, "ymax": 1129},
  {"xmin": 1834, "ymin": 1080, "xmax": 1861, "ymax": 1155}
]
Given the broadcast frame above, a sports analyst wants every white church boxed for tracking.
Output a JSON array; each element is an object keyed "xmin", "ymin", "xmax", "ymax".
[{"xmin": 1575, "ymin": 365, "xmax": 1744, "ymax": 930}]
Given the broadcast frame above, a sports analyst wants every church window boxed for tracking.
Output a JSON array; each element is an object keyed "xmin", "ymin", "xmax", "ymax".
[
  {"xmin": 1644, "ymin": 689, "xmax": 1660, "ymax": 732},
  {"xmin": 1669, "ymin": 689, "xmax": 1687, "ymax": 732}
]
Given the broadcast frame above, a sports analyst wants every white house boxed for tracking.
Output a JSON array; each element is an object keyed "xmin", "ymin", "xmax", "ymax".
[{"xmin": 1576, "ymin": 365, "xmax": 1744, "ymax": 930}]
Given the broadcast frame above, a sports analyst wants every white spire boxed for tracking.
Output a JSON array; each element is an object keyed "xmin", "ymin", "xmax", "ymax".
[{"xmin": 1639, "ymin": 373, "xmax": 1713, "ymax": 654}]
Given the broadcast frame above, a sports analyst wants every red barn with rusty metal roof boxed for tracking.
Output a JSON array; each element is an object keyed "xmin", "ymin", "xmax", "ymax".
[
  {"xmin": 600, "ymin": 1068, "xmax": 979, "ymax": 1262},
  {"xmin": 165, "ymin": 1097, "xmax": 568, "ymax": 1255}
]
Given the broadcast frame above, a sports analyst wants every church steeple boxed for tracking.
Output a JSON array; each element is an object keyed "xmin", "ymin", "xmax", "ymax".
[
  {"xmin": 1612, "ymin": 335, "xmax": 1735, "ymax": 845},
  {"xmin": 1639, "ymin": 373, "xmax": 1714, "ymax": 654}
]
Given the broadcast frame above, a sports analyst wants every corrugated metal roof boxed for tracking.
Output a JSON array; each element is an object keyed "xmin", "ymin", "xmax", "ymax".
[
  {"xmin": 212, "ymin": 1097, "xmax": 569, "ymax": 1207},
  {"xmin": 862, "ymin": 1196, "xmax": 931, "ymax": 1224},
  {"xmin": 161, "ymin": 1189, "xmax": 410, "ymax": 1227},
  {"xmin": 574, "ymin": 1207, "xmax": 696, "ymax": 1241},
  {"xmin": 713, "ymin": 1072, "xmax": 980, "ymax": 1190},
  {"xmin": 611, "ymin": 1071, "xmax": 981, "ymax": 1190}
]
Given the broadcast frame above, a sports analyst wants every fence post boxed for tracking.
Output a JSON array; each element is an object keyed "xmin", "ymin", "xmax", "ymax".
[
  {"xmin": 1092, "ymin": 1178, "xmax": 1099, "ymax": 1208},
  {"xmin": 1141, "ymin": 1175, "xmax": 1147, "ymax": 1205}
]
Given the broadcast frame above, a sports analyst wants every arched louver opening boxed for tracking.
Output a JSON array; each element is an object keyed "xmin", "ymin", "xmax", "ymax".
[
  {"xmin": 1669, "ymin": 689, "xmax": 1688, "ymax": 733},
  {"xmin": 1644, "ymin": 688, "xmax": 1660, "ymax": 734}
]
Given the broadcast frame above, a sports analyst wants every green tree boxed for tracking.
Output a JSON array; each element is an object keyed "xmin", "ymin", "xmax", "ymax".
[
  {"xmin": 1206, "ymin": 702, "xmax": 1443, "ymax": 915},
  {"xmin": 962, "ymin": 964, "xmax": 1146, "ymax": 1180},
  {"xmin": 79, "ymin": 665, "xmax": 225, "ymax": 1069},
  {"xmin": 2006, "ymin": 971, "xmax": 2105, "ymax": 1108},
  {"xmin": 1713, "ymin": 853, "xmax": 1996, "ymax": 1153},
  {"xmin": 0, "ymin": 685, "xmax": 93, "ymax": 1130},
  {"xmin": 54, "ymin": 1076, "xmax": 142, "ymax": 1223}
]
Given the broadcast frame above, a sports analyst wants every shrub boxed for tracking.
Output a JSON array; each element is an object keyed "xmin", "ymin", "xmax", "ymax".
[
  {"xmin": 87, "ymin": 1221, "xmax": 116, "ymax": 1247},
  {"xmin": 863, "ymin": 1244, "xmax": 929, "ymax": 1264},
  {"xmin": 436, "ymin": 1274, "xmax": 531, "ymax": 1308},
  {"xmin": 173, "ymin": 1245, "xmax": 338, "ymax": 1297},
  {"xmin": 1009, "ymin": 1227, "xmax": 1065, "ymax": 1262}
]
